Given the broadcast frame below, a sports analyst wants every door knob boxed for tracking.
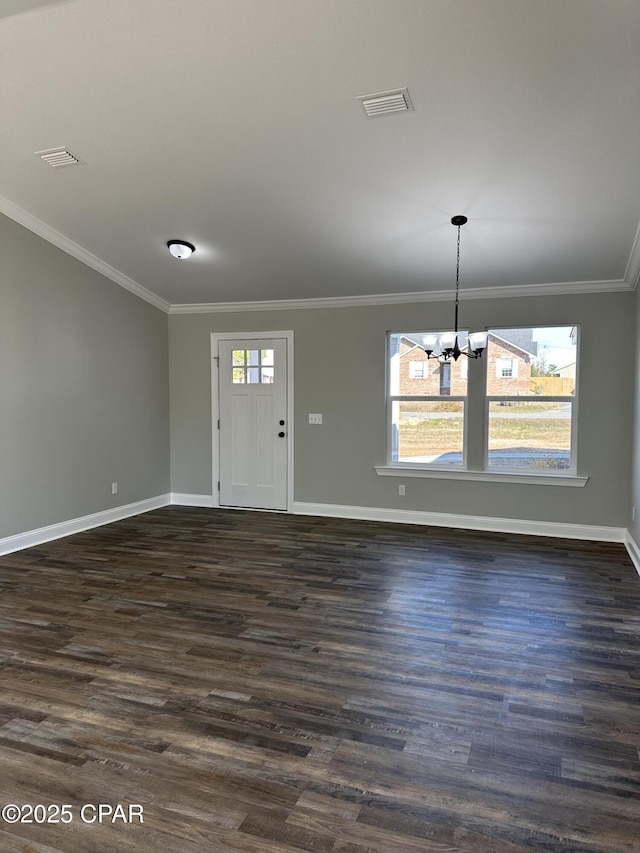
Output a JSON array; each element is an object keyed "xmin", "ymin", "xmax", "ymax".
[
  {"xmin": 278, "ymin": 431, "xmax": 285, "ymax": 438},
  {"xmin": 279, "ymin": 419, "xmax": 285, "ymax": 426}
]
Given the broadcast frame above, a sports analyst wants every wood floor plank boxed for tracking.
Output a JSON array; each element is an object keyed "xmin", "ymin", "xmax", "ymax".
[{"xmin": 0, "ymin": 506, "xmax": 638, "ymax": 852}]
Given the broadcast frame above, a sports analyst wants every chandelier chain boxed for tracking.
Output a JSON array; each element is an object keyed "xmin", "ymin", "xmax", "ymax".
[
  {"xmin": 455, "ymin": 223, "xmax": 461, "ymax": 312},
  {"xmin": 421, "ymin": 215, "xmax": 487, "ymax": 362}
]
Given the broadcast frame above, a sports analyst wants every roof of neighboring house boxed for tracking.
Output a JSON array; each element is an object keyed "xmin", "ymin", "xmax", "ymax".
[
  {"xmin": 399, "ymin": 335, "xmax": 424, "ymax": 355},
  {"xmin": 490, "ymin": 329, "xmax": 538, "ymax": 357}
]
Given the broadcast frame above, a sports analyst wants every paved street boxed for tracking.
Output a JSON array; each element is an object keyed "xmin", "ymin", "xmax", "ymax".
[{"xmin": 402, "ymin": 403, "xmax": 571, "ymax": 420}]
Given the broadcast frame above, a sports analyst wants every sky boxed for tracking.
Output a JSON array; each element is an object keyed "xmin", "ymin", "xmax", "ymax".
[{"xmin": 532, "ymin": 326, "xmax": 576, "ymax": 369}]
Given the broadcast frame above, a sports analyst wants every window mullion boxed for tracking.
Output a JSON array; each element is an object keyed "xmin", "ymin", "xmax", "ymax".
[{"xmin": 465, "ymin": 358, "xmax": 485, "ymax": 470}]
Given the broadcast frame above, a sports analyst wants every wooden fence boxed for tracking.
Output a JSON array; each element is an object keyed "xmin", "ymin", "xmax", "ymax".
[{"xmin": 530, "ymin": 377, "xmax": 575, "ymax": 396}]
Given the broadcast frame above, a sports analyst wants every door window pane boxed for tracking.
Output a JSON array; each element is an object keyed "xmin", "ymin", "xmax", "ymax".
[
  {"xmin": 231, "ymin": 348, "xmax": 277, "ymax": 384},
  {"xmin": 391, "ymin": 401, "xmax": 464, "ymax": 466},
  {"xmin": 487, "ymin": 401, "xmax": 572, "ymax": 470}
]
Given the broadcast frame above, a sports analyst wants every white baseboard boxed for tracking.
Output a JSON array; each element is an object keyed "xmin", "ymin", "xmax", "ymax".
[
  {"xmin": 170, "ymin": 492, "xmax": 214, "ymax": 508},
  {"xmin": 293, "ymin": 501, "xmax": 626, "ymax": 543},
  {"xmin": 1, "ymin": 494, "xmax": 632, "ymax": 558},
  {"xmin": 0, "ymin": 494, "xmax": 171, "ymax": 557},
  {"xmin": 168, "ymin": 496, "xmax": 629, "ymax": 544},
  {"xmin": 624, "ymin": 531, "xmax": 640, "ymax": 576}
]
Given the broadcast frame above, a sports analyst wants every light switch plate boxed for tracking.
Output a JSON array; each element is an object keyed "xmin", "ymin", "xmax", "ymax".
[{"xmin": 309, "ymin": 413, "xmax": 323, "ymax": 424}]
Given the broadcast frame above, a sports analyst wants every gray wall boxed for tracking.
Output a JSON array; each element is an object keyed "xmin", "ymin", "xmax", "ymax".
[
  {"xmin": 0, "ymin": 214, "xmax": 170, "ymax": 539},
  {"xmin": 169, "ymin": 290, "xmax": 635, "ymax": 529},
  {"xmin": 3, "ymin": 208, "xmax": 635, "ymax": 541}
]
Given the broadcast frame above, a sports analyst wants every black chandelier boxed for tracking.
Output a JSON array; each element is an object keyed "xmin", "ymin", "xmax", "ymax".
[{"xmin": 422, "ymin": 215, "xmax": 487, "ymax": 361}]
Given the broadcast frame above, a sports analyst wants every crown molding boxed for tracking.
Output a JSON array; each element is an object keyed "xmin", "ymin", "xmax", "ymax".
[
  {"xmin": 2, "ymin": 192, "xmax": 637, "ymax": 313},
  {"xmin": 169, "ymin": 289, "xmax": 454, "ymax": 314},
  {"xmin": 168, "ymin": 277, "xmax": 633, "ymax": 315},
  {"xmin": 624, "ymin": 219, "xmax": 640, "ymax": 291},
  {"xmin": 0, "ymin": 194, "xmax": 170, "ymax": 313}
]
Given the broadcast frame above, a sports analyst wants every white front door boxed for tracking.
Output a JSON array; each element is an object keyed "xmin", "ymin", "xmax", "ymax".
[{"xmin": 218, "ymin": 337, "xmax": 288, "ymax": 510}]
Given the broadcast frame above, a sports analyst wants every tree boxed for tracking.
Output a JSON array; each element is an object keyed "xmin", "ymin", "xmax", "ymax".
[{"xmin": 531, "ymin": 346, "xmax": 557, "ymax": 377}]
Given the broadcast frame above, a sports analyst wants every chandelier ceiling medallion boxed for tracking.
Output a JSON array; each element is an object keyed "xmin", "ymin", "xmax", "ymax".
[{"xmin": 422, "ymin": 215, "xmax": 487, "ymax": 362}]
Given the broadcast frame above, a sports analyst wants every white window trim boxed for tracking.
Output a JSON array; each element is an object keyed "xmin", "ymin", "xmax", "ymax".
[
  {"xmin": 383, "ymin": 326, "xmax": 582, "ymax": 485},
  {"xmin": 375, "ymin": 464, "xmax": 587, "ymax": 487},
  {"xmin": 387, "ymin": 331, "xmax": 470, "ymax": 470},
  {"xmin": 483, "ymin": 395, "xmax": 577, "ymax": 476},
  {"xmin": 387, "ymin": 396, "xmax": 468, "ymax": 470}
]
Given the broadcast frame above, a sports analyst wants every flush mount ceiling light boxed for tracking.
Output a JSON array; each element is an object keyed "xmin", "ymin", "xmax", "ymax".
[
  {"xmin": 422, "ymin": 216, "xmax": 488, "ymax": 362},
  {"xmin": 167, "ymin": 240, "xmax": 195, "ymax": 259}
]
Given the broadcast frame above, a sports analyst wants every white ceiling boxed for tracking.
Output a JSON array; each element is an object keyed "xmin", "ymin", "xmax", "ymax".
[{"xmin": 1, "ymin": 0, "xmax": 639, "ymax": 311}]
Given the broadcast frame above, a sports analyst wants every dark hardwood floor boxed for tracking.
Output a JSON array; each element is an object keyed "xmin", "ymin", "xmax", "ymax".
[{"xmin": 0, "ymin": 507, "xmax": 638, "ymax": 852}]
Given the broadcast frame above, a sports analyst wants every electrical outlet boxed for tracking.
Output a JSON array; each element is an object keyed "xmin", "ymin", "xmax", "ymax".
[
  {"xmin": 398, "ymin": 484, "xmax": 405, "ymax": 496},
  {"xmin": 308, "ymin": 413, "xmax": 323, "ymax": 424},
  {"xmin": 111, "ymin": 482, "xmax": 118, "ymax": 495}
]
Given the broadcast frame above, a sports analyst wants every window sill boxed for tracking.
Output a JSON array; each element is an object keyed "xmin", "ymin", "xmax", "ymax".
[{"xmin": 375, "ymin": 465, "xmax": 588, "ymax": 487}]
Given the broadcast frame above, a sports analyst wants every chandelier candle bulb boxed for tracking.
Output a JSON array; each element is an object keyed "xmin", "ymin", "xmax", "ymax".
[
  {"xmin": 440, "ymin": 331, "xmax": 456, "ymax": 351},
  {"xmin": 468, "ymin": 330, "xmax": 488, "ymax": 353},
  {"xmin": 422, "ymin": 333, "xmax": 438, "ymax": 354}
]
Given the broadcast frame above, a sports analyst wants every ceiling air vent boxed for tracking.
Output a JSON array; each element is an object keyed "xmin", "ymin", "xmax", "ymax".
[
  {"xmin": 35, "ymin": 147, "xmax": 82, "ymax": 168},
  {"xmin": 357, "ymin": 87, "xmax": 414, "ymax": 118}
]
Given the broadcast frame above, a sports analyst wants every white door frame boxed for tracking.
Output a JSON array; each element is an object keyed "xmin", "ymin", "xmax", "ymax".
[{"xmin": 211, "ymin": 330, "xmax": 294, "ymax": 511}]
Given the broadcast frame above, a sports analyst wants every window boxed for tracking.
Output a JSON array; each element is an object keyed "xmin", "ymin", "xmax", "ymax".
[
  {"xmin": 409, "ymin": 360, "xmax": 427, "ymax": 379},
  {"xmin": 388, "ymin": 332, "xmax": 468, "ymax": 467},
  {"xmin": 486, "ymin": 327, "xmax": 577, "ymax": 473},
  {"xmin": 386, "ymin": 326, "xmax": 579, "ymax": 478},
  {"xmin": 232, "ymin": 348, "xmax": 275, "ymax": 384},
  {"xmin": 496, "ymin": 357, "xmax": 517, "ymax": 378}
]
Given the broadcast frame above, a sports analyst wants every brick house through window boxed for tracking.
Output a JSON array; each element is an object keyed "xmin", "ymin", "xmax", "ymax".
[{"xmin": 397, "ymin": 331, "xmax": 534, "ymax": 396}]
